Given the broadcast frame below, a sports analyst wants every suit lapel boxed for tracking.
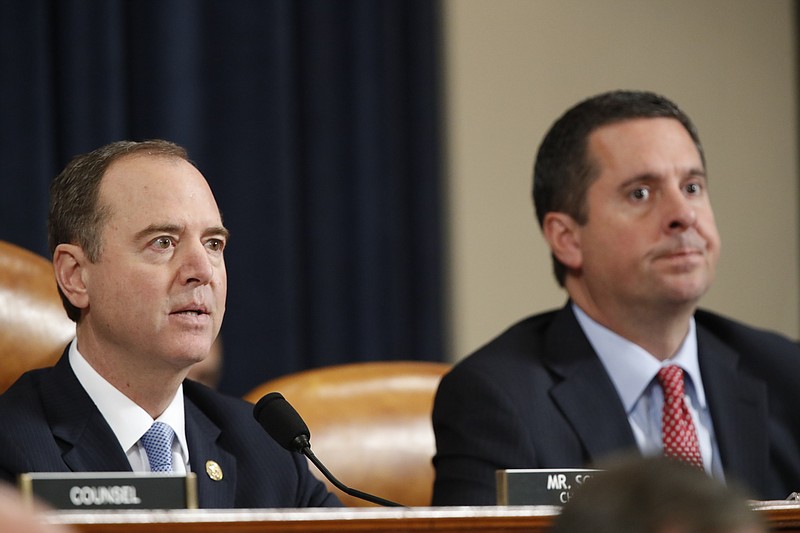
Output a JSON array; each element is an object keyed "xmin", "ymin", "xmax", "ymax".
[
  {"xmin": 697, "ymin": 325, "xmax": 768, "ymax": 493},
  {"xmin": 538, "ymin": 306, "xmax": 769, "ymax": 489},
  {"xmin": 185, "ymin": 397, "xmax": 237, "ymax": 508},
  {"xmin": 544, "ymin": 306, "xmax": 639, "ymax": 463},
  {"xmin": 42, "ymin": 353, "xmax": 242, "ymax": 507},
  {"xmin": 41, "ymin": 352, "xmax": 132, "ymax": 472}
]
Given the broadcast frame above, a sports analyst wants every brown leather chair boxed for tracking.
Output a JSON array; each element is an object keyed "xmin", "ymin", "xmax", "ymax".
[
  {"xmin": 0, "ymin": 240, "xmax": 75, "ymax": 393},
  {"xmin": 243, "ymin": 360, "xmax": 450, "ymax": 507}
]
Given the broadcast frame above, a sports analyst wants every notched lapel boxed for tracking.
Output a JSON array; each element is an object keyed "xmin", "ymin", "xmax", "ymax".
[
  {"xmin": 57, "ymin": 411, "xmax": 132, "ymax": 472},
  {"xmin": 545, "ymin": 307, "xmax": 639, "ymax": 463},
  {"xmin": 550, "ymin": 367, "xmax": 639, "ymax": 461},
  {"xmin": 698, "ymin": 329, "xmax": 768, "ymax": 493},
  {"xmin": 185, "ymin": 399, "xmax": 237, "ymax": 509},
  {"xmin": 43, "ymin": 354, "xmax": 131, "ymax": 472}
]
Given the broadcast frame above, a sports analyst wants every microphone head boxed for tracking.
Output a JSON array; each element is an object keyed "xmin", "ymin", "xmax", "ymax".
[{"xmin": 253, "ymin": 392, "xmax": 311, "ymax": 453}]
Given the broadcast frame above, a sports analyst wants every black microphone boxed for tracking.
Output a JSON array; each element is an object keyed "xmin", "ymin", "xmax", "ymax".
[{"xmin": 253, "ymin": 392, "xmax": 403, "ymax": 507}]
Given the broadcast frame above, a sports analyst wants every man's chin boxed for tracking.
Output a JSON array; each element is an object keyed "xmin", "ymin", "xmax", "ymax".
[
  {"xmin": 661, "ymin": 283, "xmax": 710, "ymax": 308},
  {"xmin": 167, "ymin": 345, "xmax": 212, "ymax": 370}
]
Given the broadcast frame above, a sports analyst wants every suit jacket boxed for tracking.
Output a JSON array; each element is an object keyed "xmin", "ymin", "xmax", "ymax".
[
  {"xmin": 0, "ymin": 352, "xmax": 340, "ymax": 508},
  {"xmin": 431, "ymin": 304, "xmax": 800, "ymax": 505}
]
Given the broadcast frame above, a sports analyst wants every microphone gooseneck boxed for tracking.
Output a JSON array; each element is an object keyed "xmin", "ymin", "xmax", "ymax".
[{"xmin": 253, "ymin": 392, "xmax": 403, "ymax": 508}]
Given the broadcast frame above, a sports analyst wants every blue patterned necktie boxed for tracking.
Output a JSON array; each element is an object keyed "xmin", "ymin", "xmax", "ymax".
[{"xmin": 140, "ymin": 422, "xmax": 175, "ymax": 472}]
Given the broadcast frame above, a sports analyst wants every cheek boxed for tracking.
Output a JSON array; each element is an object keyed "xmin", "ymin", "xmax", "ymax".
[
  {"xmin": 101, "ymin": 268, "xmax": 165, "ymax": 308},
  {"xmin": 580, "ymin": 232, "xmax": 632, "ymax": 276},
  {"xmin": 585, "ymin": 222, "xmax": 641, "ymax": 256},
  {"xmin": 588, "ymin": 230, "xmax": 649, "ymax": 280},
  {"xmin": 698, "ymin": 213, "xmax": 722, "ymax": 251},
  {"xmin": 214, "ymin": 265, "xmax": 228, "ymax": 295}
]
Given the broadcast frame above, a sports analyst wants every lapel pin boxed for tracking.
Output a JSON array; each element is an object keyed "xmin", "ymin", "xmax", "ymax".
[{"xmin": 205, "ymin": 460, "xmax": 223, "ymax": 481}]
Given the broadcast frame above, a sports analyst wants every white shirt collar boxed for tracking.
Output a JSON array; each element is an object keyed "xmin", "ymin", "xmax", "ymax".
[
  {"xmin": 571, "ymin": 303, "xmax": 707, "ymax": 413},
  {"xmin": 67, "ymin": 339, "xmax": 190, "ymax": 464}
]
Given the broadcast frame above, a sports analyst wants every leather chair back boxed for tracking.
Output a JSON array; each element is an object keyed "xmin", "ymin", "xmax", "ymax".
[
  {"xmin": 244, "ymin": 360, "xmax": 449, "ymax": 507},
  {"xmin": 0, "ymin": 241, "xmax": 74, "ymax": 393}
]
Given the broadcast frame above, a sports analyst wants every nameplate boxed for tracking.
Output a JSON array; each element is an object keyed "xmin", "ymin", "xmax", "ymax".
[
  {"xmin": 496, "ymin": 468, "xmax": 600, "ymax": 505},
  {"xmin": 18, "ymin": 472, "xmax": 198, "ymax": 510}
]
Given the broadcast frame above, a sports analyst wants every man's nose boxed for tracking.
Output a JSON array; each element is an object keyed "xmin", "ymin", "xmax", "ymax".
[
  {"xmin": 178, "ymin": 243, "xmax": 215, "ymax": 284},
  {"xmin": 663, "ymin": 188, "xmax": 697, "ymax": 232}
]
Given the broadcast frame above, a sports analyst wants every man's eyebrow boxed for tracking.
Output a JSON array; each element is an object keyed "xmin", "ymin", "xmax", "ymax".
[
  {"xmin": 618, "ymin": 167, "xmax": 707, "ymax": 189},
  {"xmin": 133, "ymin": 224, "xmax": 230, "ymax": 241},
  {"xmin": 688, "ymin": 168, "xmax": 708, "ymax": 180},
  {"xmin": 618, "ymin": 173, "xmax": 659, "ymax": 189},
  {"xmin": 207, "ymin": 225, "xmax": 230, "ymax": 241},
  {"xmin": 134, "ymin": 224, "xmax": 184, "ymax": 241}
]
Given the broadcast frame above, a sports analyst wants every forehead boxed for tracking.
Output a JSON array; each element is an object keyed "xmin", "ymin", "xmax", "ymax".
[
  {"xmin": 98, "ymin": 154, "xmax": 221, "ymax": 226},
  {"xmin": 586, "ymin": 117, "xmax": 703, "ymax": 174}
]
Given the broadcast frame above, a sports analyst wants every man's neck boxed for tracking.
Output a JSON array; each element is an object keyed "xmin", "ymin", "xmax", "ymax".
[
  {"xmin": 569, "ymin": 295, "xmax": 696, "ymax": 361},
  {"xmin": 74, "ymin": 331, "xmax": 186, "ymax": 419}
]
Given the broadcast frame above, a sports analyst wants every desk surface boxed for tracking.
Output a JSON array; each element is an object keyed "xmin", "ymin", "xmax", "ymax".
[{"xmin": 42, "ymin": 501, "xmax": 800, "ymax": 533}]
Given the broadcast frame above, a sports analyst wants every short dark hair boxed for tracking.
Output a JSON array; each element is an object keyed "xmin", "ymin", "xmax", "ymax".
[
  {"xmin": 532, "ymin": 90, "xmax": 705, "ymax": 286},
  {"xmin": 48, "ymin": 139, "xmax": 190, "ymax": 321},
  {"xmin": 551, "ymin": 456, "xmax": 764, "ymax": 533}
]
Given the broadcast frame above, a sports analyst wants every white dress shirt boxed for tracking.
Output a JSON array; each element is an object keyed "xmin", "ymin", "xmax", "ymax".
[{"xmin": 68, "ymin": 339, "xmax": 191, "ymax": 473}]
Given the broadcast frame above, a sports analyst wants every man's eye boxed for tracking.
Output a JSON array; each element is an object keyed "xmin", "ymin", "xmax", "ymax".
[
  {"xmin": 154, "ymin": 237, "xmax": 174, "ymax": 249},
  {"xmin": 206, "ymin": 239, "xmax": 225, "ymax": 252},
  {"xmin": 685, "ymin": 182, "xmax": 702, "ymax": 195},
  {"xmin": 631, "ymin": 187, "xmax": 650, "ymax": 201}
]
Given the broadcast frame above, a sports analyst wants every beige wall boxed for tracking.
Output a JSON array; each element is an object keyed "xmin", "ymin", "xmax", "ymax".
[{"xmin": 443, "ymin": 0, "xmax": 799, "ymax": 361}]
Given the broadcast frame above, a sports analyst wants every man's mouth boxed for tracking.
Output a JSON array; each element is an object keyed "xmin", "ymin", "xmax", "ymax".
[{"xmin": 171, "ymin": 304, "xmax": 210, "ymax": 316}]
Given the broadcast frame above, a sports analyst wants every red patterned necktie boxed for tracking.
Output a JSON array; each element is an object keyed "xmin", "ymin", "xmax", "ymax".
[{"xmin": 657, "ymin": 365, "xmax": 703, "ymax": 469}]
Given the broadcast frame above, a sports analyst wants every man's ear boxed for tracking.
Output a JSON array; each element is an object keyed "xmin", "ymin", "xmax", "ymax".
[
  {"xmin": 53, "ymin": 244, "xmax": 90, "ymax": 312},
  {"xmin": 542, "ymin": 212, "xmax": 583, "ymax": 270}
]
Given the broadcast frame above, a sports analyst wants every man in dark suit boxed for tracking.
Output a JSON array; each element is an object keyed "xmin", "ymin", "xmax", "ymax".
[
  {"xmin": 0, "ymin": 140, "xmax": 339, "ymax": 508},
  {"xmin": 431, "ymin": 90, "xmax": 800, "ymax": 505}
]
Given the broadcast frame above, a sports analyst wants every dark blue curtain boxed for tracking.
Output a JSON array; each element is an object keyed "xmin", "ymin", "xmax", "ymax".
[{"xmin": 0, "ymin": 0, "xmax": 445, "ymax": 396}]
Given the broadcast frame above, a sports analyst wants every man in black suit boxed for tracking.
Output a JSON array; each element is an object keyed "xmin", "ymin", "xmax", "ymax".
[
  {"xmin": 0, "ymin": 140, "xmax": 339, "ymax": 508},
  {"xmin": 431, "ymin": 90, "xmax": 800, "ymax": 505}
]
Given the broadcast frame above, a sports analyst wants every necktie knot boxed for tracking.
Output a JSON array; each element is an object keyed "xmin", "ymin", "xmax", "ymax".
[
  {"xmin": 657, "ymin": 365, "xmax": 687, "ymax": 400},
  {"xmin": 657, "ymin": 365, "xmax": 703, "ymax": 469},
  {"xmin": 141, "ymin": 422, "xmax": 175, "ymax": 473}
]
